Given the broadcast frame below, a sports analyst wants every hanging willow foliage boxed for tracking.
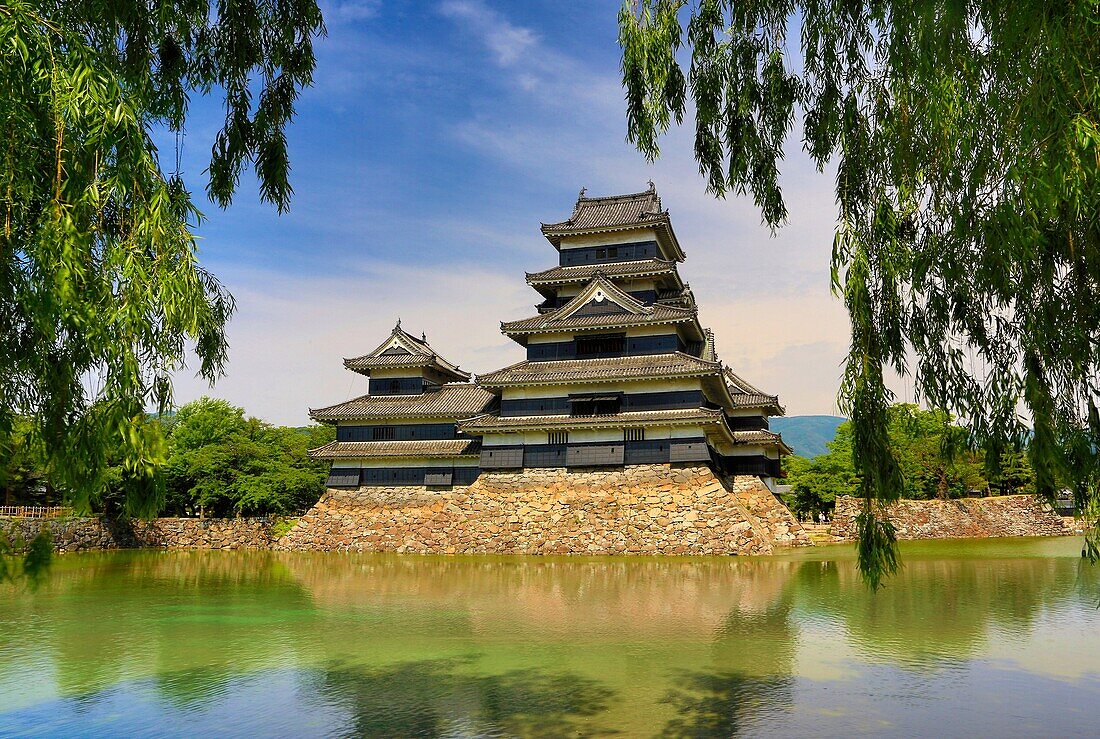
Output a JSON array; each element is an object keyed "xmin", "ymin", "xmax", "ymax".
[
  {"xmin": 0, "ymin": 0, "xmax": 323, "ymax": 518},
  {"xmin": 620, "ymin": 0, "xmax": 1100, "ymax": 587}
]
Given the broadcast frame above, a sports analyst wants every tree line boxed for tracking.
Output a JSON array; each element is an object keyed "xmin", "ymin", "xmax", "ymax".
[
  {"xmin": 782, "ymin": 404, "xmax": 1036, "ymax": 519},
  {"xmin": 1, "ymin": 398, "xmax": 334, "ymax": 518}
]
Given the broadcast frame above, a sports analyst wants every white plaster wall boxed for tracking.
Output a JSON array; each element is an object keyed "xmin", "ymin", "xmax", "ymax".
[{"xmin": 558, "ymin": 228, "xmax": 657, "ymax": 249}]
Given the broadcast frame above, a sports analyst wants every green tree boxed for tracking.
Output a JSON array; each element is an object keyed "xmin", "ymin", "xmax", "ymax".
[
  {"xmin": 0, "ymin": 0, "xmax": 324, "ymax": 524},
  {"xmin": 619, "ymin": 1, "xmax": 1100, "ymax": 585},
  {"xmin": 988, "ymin": 449, "xmax": 1036, "ymax": 497},
  {"xmin": 782, "ymin": 454, "xmax": 856, "ymax": 519},
  {"xmin": 785, "ymin": 405, "xmax": 995, "ymax": 519},
  {"xmin": 164, "ymin": 397, "xmax": 329, "ymax": 517},
  {"xmin": 0, "ymin": 416, "xmax": 46, "ymax": 507}
]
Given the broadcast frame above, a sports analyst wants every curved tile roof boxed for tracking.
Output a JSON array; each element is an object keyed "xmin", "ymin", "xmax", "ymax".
[
  {"xmin": 477, "ymin": 352, "xmax": 722, "ymax": 387},
  {"xmin": 541, "ymin": 187, "xmax": 664, "ymax": 231},
  {"xmin": 308, "ymin": 439, "xmax": 481, "ymax": 459},
  {"xmin": 539, "ymin": 185, "xmax": 685, "ymax": 260},
  {"xmin": 343, "ymin": 323, "xmax": 469, "ymax": 380},
  {"xmin": 310, "ymin": 384, "xmax": 497, "ymax": 422},
  {"xmin": 502, "ymin": 274, "xmax": 697, "ymax": 336},
  {"xmin": 502, "ymin": 304, "xmax": 695, "ymax": 335},
  {"xmin": 729, "ymin": 429, "xmax": 792, "ymax": 455},
  {"xmin": 724, "ymin": 367, "xmax": 784, "ymax": 415},
  {"xmin": 459, "ymin": 407, "xmax": 724, "ymax": 432},
  {"xmin": 525, "ymin": 259, "xmax": 680, "ymax": 287}
]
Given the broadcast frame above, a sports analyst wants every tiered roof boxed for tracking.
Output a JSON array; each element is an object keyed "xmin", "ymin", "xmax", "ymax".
[
  {"xmin": 310, "ymin": 383, "xmax": 496, "ymax": 422},
  {"xmin": 540, "ymin": 184, "xmax": 685, "ymax": 260},
  {"xmin": 460, "ymin": 409, "xmax": 791, "ymax": 454},
  {"xmin": 525, "ymin": 259, "xmax": 681, "ymax": 292},
  {"xmin": 343, "ymin": 322, "xmax": 469, "ymax": 381},
  {"xmin": 477, "ymin": 353, "xmax": 722, "ymax": 388},
  {"xmin": 502, "ymin": 275, "xmax": 702, "ymax": 338}
]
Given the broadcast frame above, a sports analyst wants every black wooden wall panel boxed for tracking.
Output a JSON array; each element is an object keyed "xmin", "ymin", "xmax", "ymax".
[
  {"xmin": 500, "ymin": 397, "xmax": 571, "ymax": 417},
  {"xmin": 669, "ymin": 441, "xmax": 710, "ymax": 462},
  {"xmin": 337, "ymin": 423, "xmax": 459, "ymax": 441},
  {"xmin": 558, "ymin": 241, "xmax": 660, "ymax": 266},
  {"xmin": 724, "ymin": 415, "xmax": 769, "ymax": 431},
  {"xmin": 527, "ymin": 334, "xmax": 683, "ymax": 361},
  {"xmin": 566, "ymin": 444, "xmax": 625, "ymax": 466},
  {"xmin": 368, "ymin": 377, "xmax": 425, "ymax": 395},
  {"xmin": 523, "ymin": 444, "xmax": 568, "ymax": 467},
  {"xmin": 480, "ymin": 447, "xmax": 524, "ymax": 468},
  {"xmin": 326, "ymin": 468, "xmax": 361, "ymax": 487},
  {"xmin": 424, "ymin": 471, "xmax": 453, "ymax": 486}
]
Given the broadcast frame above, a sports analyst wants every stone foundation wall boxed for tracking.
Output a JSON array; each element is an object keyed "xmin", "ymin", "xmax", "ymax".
[
  {"xmin": 277, "ymin": 464, "xmax": 811, "ymax": 555},
  {"xmin": 3, "ymin": 516, "xmax": 277, "ymax": 552},
  {"xmin": 829, "ymin": 494, "xmax": 1073, "ymax": 540}
]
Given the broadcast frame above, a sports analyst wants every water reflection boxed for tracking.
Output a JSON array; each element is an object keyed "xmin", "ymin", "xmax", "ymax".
[
  {"xmin": 1, "ymin": 539, "xmax": 1097, "ymax": 736},
  {"xmin": 314, "ymin": 658, "xmax": 618, "ymax": 737},
  {"xmin": 660, "ymin": 670, "xmax": 791, "ymax": 738}
]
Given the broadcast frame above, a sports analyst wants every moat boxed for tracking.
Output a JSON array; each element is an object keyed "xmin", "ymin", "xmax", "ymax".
[{"xmin": 2, "ymin": 538, "xmax": 1099, "ymax": 737}]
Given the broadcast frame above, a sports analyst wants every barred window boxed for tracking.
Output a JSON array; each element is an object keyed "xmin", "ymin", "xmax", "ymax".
[
  {"xmin": 372, "ymin": 426, "xmax": 396, "ymax": 440},
  {"xmin": 623, "ymin": 428, "xmax": 645, "ymax": 442},
  {"xmin": 548, "ymin": 431, "xmax": 569, "ymax": 444},
  {"xmin": 576, "ymin": 334, "xmax": 625, "ymax": 358}
]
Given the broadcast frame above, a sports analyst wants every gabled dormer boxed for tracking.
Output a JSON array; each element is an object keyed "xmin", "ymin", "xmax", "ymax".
[
  {"xmin": 344, "ymin": 321, "xmax": 470, "ymax": 394},
  {"xmin": 501, "ymin": 274, "xmax": 702, "ymax": 343},
  {"xmin": 540, "ymin": 183, "xmax": 686, "ymax": 263}
]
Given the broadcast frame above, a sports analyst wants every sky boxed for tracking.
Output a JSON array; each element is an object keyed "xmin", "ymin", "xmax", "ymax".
[{"xmin": 168, "ymin": 0, "xmax": 857, "ymax": 426}]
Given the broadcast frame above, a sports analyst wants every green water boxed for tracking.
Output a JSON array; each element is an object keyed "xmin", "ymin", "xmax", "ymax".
[{"xmin": 2, "ymin": 538, "xmax": 1099, "ymax": 737}]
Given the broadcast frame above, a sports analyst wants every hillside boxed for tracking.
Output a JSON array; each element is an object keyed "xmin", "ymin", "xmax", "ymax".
[{"xmin": 771, "ymin": 415, "xmax": 846, "ymax": 458}]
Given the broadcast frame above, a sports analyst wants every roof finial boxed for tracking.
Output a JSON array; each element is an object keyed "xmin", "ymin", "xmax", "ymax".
[
  {"xmin": 394, "ymin": 317, "xmax": 401, "ymax": 332},
  {"xmin": 647, "ymin": 179, "xmax": 655, "ymax": 192},
  {"xmin": 578, "ymin": 186, "xmax": 587, "ymax": 199},
  {"xmin": 421, "ymin": 332, "xmax": 427, "ymax": 342}
]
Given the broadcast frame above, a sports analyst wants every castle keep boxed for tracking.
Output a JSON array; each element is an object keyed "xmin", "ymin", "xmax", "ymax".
[{"xmin": 289, "ymin": 185, "xmax": 808, "ymax": 555}]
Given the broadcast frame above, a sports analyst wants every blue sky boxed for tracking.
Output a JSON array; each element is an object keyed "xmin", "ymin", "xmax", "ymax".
[{"xmin": 169, "ymin": 0, "xmax": 855, "ymax": 425}]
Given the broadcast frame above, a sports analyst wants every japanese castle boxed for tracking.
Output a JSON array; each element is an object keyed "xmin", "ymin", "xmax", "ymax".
[{"xmin": 309, "ymin": 185, "xmax": 790, "ymax": 489}]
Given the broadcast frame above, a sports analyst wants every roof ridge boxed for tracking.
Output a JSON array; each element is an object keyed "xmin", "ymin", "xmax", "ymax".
[
  {"xmin": 723, "ymin": 366, "xmax": 775, "ymax": 397},
  {"xmin": 575, "ymin": 188, "xmax": 659, "ymax": 204}
]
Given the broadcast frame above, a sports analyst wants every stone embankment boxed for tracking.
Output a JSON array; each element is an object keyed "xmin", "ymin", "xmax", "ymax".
[
  {"xmin": 829, "ymin": 494, "xmax": 1074, "ymax": 540},
  {"xmin": 277, "ymin": 464, "xmax": 811, "ymax": 555},
  {"xmin": 3, "ymin": 516, "xmax": 277, "ymax": 552}
]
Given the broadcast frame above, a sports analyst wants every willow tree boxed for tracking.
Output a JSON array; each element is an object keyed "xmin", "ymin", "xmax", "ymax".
[
  {"xmin": 620, "ymin": 1, "xmax": 1100, "ymax": 585},
  {"xmin": 0, "ymin": 0, "xmax": 324, "ymax": 537}
]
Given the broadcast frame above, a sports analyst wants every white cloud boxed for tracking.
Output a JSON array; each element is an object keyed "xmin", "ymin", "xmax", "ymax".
[
  {"xmin": 439, "ymin": 0, "xmax": 538, "ymax": 66},
  {"xmin": 320, "ymin": 0, "xmax": 382, "ymax": 25},
  {"xmin": 171, "ymin": 260, "xmax": 532, "ymax": 425},
  {"xmin": 178, "ymin": 2, "xmax": 897, "ymax": 424}
]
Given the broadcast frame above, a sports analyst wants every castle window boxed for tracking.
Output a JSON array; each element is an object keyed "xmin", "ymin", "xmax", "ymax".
[
  {"xmin": 570, "ymin": 393, "xmax": 621, "ymax": 416},
  {"xmin": 624, "ymin": 428, "xmax": 645, "ymax": 442},
  {"xmin": 548, "ymin": 431, "xmax": 569, "ymax": 444},
  {"xmin": 576, "ymin": 334, "xmax": 625, "ymax": 358},
  {"xmin": 372, "ymin": 426, "xmax": 396, "ymax": 440}
]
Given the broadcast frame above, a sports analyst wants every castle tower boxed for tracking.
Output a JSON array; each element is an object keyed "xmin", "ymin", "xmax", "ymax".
[
  {"xmin": 460, "ymin": 185, "xmax": 790, "ymax": 486},
  {"xmin": 308, "ymin": 322, "xmax": 496, "ymax": 487}
]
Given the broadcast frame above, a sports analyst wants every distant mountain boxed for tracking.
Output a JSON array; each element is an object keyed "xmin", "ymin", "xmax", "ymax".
[{"xmin": 771, "ymin": 415, "xmax": 846, "ymax": 458}]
